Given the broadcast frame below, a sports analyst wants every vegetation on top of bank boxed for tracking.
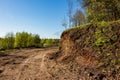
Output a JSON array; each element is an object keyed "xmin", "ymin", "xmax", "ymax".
[
  {"xmin": 61, "ymin": 19, "xmax": 120, "ymax": 69},
  {"xmin": 64, "ymin": 20, "xmax": 120, "ymax": 32}
]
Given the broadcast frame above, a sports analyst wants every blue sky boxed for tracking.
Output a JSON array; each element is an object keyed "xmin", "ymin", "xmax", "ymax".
[{"xmin": 0, "ymin": 0, "xmax": 81, "ymax": 38}]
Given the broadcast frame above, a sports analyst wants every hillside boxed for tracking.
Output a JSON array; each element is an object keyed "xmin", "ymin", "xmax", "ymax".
[{"xmin": 57, "ymin": 20, "xmax": 120, "ymax": 79}]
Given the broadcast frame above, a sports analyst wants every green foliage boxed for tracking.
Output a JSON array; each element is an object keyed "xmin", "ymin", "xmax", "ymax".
[
  {"xmin": 118, "ymin": 58, "xmax": 120, "ymax": 62},
  {"xmin": 63, "ymin": 20, "xmax": 120, "ymax": 73},
  {"xmin": 0, "ymin": 31, "xmax": 60, "ymax": 51},
  {"xmin": 14, "ymin": 32, "xmax": 41, "ymax": 48},
  {"xmin": 99, "ymin": 21, "xmax": 108, "ymax": 26},
  {"xmin": 14, "ymin": 32, "xmax": 29, "ymax": 48},
  {"xmin": 26, "ymin": 33, "xmax": 34, "ymax": 47},
  {"xmin": 0, "ymin": 33, "xmax": 15, "ymax": 50},
  {"xmin": 45, "ymin": 39, "xmax": 53, "ymax": 47},
  {"xmin": 94, "ymin": 29, "xmax": 110, "ymax": 47},
  {"xmin": 33, "ymin": 34, "xmax": 41, "ymax": 47},
  {"xmin": 94, "ymin": 37, "xmax": 110, "ymax": 47},
  {"xmin": 0, "ymin": 32, "xmax": 59, "ymax": 51},
  {"xmin": 43, "ymin": 39, "xmax": 59, "ymax": 47},
  {"xmin": 40, "ymin": 39, "xmax": 46, "ymax": 47},
  {"xmin": 0, "ymin": 38, "xmax": 7, "ymax": 50},
  {"xmin": 81, "ymin": 0, "xmax": 120, "ymax": 22}
]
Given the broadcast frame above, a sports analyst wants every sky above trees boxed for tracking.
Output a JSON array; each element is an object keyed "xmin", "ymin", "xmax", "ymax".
[{"xmin": 0, "ymin": 0, "xmax": 80, "ymax": 38}]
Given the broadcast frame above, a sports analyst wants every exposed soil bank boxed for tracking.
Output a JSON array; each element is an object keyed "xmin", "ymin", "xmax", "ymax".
[{"xmin": 58, "ymin": 21, "xmax": 120, "ymax": 79}]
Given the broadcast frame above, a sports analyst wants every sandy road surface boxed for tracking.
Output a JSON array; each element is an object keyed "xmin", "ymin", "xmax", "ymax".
[
  {"xmin": 1, "ymin": 47, "xmax": 116, "ymax": 80},
  {"xmin": 0, "ymin": 47, "xmax": 58, "ymax": 80}
]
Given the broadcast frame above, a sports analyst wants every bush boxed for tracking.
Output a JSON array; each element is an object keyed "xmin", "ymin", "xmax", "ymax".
[
  {"xmin": 40, "ymin": 39, "xmax": 59, "ymax": 47},
  {"xmin": 14, "ymin": 32, "xmax": 41, "ymax": 48},
  {"xmin": 0, "ymin": 33, "xmax": 15, "ymax": 50}
]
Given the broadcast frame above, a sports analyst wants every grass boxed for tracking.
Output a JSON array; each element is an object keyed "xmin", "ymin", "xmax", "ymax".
[{"xmin": 64, "ymin": 20, "xmax": 120, "ymax": 33}]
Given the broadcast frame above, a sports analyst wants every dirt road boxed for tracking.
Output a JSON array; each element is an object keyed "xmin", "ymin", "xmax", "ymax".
[
  {"xmin": 1, "ymin": 47, "xmax": 118, "ymax": 80},
  {"xmin": 0, "ymin": 47, "xmax": 59, "ymax": 80}
]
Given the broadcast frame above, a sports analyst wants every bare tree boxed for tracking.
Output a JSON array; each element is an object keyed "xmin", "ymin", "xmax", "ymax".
[
  {"xmin": 67, "ymin": 0, "xmax": 73, "ymax": 28},
  {"xmin": 62, "ymin": 16, "xmax": 68, "ymax": 29},
  {"xmin": 72, "ymin": 9, "xmax": 85, "ymax": 27}
]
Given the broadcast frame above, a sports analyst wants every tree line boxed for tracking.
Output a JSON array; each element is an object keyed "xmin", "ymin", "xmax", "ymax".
[
  {"xmin": 80, "ymin": 0, "xmax": 120, "ymax": 22},
  {"xmin": 63, "ymin": 0, "xmax": 120, "ymax": 28},
  {"xmin": 0, "ymin": 32, "xmax": 59, "ymax": 50}
]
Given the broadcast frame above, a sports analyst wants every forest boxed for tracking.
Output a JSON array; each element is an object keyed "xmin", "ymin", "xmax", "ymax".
[{"xmin": 0, "ymin": 32, "xmax": 59, "ymax": 50}]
